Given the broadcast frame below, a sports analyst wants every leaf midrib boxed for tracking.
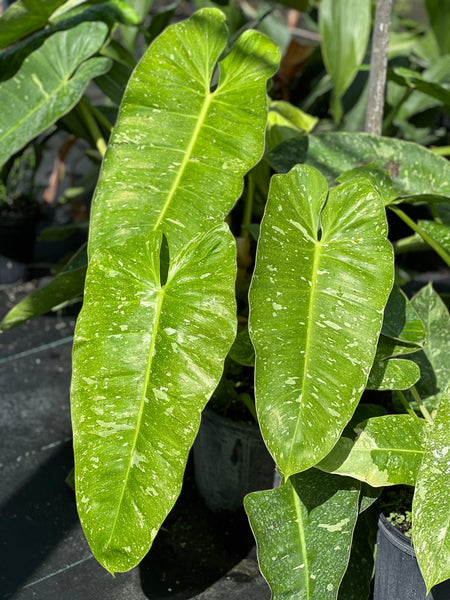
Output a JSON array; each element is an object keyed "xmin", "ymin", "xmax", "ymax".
[
  {"xmin": 152, "ymin": 89, "xmax": 213, "ymax": 232},
  {"xmin": 105, "ymin": 286, "xmax": 166, "ymax": 550},
  {"xmin": 287, "ymin": 237, "xmax": 323, "ymax": 473}
]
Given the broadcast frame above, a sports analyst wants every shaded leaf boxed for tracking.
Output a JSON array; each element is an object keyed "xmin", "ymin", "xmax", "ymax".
[
  {"xmin": 0, "ymin": 244, "xmax": 87, "ymax": 332},
  {"xmin": 389, "ymin": 65, "xmax": 450, "ymax": 106},
  {"xmin": 0, "ymin": 21, "xmax": 111, "ymax": 167},
  {"xmin": 249, "ymin": 164, "xmax": 394, "ymax": 477},
  {"xmin": 337, "ymin": 511, "xmax": 376, "ymax": 600},
  {"xmin": 317, "ymin": 415, "xmax": 430, "ymax": 487},
  {"xmin": 367, "ymin": 356, "xmax": 420, "ymax": 390},
  {"xmin": 245, "ymin": 469, "xmax": 360, "ymax": 600},
  {"xmin": 426, "ymin": 0, "xmax": 450, "ymax": 55},
  {"xmin": 413, "ymin": 385, "xmax": 450, "ymax": 592},
  {"xmin": 405, "ymin": 284, "xmax": 450, "ymax": 411},
  {"xmin": 229, "ymin": 327, "xmax": 255, "ymax": 367},
  {"xmin": 302, "ymin": 133, "xmax": 450, "ymax": 202},
  {"xmin": 381, "ymin": 284, "xmax": 426, "ymax": 346}
]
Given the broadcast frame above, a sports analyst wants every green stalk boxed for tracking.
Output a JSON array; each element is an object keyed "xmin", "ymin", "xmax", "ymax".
[
  {"xmin": 430, "ymin": 145, "xmax": 450, "ymax": 157},
  {"xmin": 410, "ymin": 385, "xmax": 433, "ymax": 424},
  {"xmin": 241, "ymin": 172, "xmax": 255, "ymax": 239},
  {"xmin": 382, "ymin": 87, "xmax": 413, "ymax": 134},
  {"xmin": 78, "ymin": 96, "xmax": 108, "ymax": 158},
  {"xmin": 389, "ymin": 205, "xmax": 450, "ymax": 266},
  {"xmin": 395, "ymin": 390, "xmax": 421, "ymax": 419}
]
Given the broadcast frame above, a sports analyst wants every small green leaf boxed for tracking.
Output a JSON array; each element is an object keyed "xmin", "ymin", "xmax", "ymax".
[
  {"xmin": 266, "ymin": 100, "xmax": 318, "ymax": 150},
  {"xmin": 405, "ymin": 284, "xmax": 450, "ymax": 411},
  {"xmin": 0, "ymin": 244, "xmax": 87, "ymax": 332},
  {"xmin": 367, "ymin": 357, "xmax": 420, "ymax": 390},
  {"xmin": 319, "ymin": 0, "xmax": 371, "ymax": 122},
  {"xmin": 413, "ymin": 385, "xmax": 450, "ymax": 592},
  {"xmin": 245, "ymin": 469, "xmax": 360, "ymax": 600},
  {"xmin": 317, "ymin": 415, "xmax": 430, "ymax": 487},
  {"xmin": 249, "ymin": 165, "xmax": 394, "ymax": 477},
  {"xmin": 381, "ymin": 285, "xmax": 426, "ymax": 346},
  {"xmin": 229, "ymin": 327, "xmax": 255, "ymax": 367},
  {"xmin": 0, "ymin": 22, "xmax": 111, "ymax": 167}
]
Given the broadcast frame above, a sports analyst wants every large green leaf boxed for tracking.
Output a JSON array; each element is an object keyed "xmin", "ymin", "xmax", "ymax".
[
  {"xmin": 302, "ymin": 133, "xmax": 450, "ymax": 202},
  {"xmin": 0, "ymin": 0, "xmax": 67, "ymax": 47},
  {"xmin": 0, "ymin": 244, "xmax": 87, "ymax": 332},
  {"xmin": 71, "ymin": 8, "xmax": 279, "ymax": 573},
  {"xmin": 87, "ymin": 8, "xmax": 279, "ymax": 255},
  {"xmin": 413, "ymin": 385, "xmax": 450, "ymax": 592},
  {"xmin": 72, "ymin": 225, "xmax": 237, "ymax": 573},
  {"xmin": 249, "ymin": 165, "xmax": 394, "ymax": 477},
  {"xmin": 405, "ymin": 284, "xmax": 450, "ymax": 412},
  {"xmin": 319, "ymin": 0, "xmax": 371, "ymax": 122},
  {"xmin": 245, "ymin": 469, "xmax": 360, "ymax": 600},
  {"xmin": 0, "ymin": 21, "xmax": 111, "ymax": 167},
  {"xmin": 317, "ymin": 415, "xmax": 430, "ymax": 486}
]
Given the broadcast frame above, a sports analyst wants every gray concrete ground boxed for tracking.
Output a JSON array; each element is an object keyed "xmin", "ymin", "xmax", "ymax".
[{"xmin": 0, "ymin": 281, "xmax": 269, "ymax": 600}]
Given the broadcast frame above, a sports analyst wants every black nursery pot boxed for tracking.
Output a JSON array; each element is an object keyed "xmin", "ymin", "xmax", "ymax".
[
  {"xmin": 374, "ymin": 514, "xmax": 450, "ymax": 600},
  {"xmin": 193, "ymin": 407, "xmax": 275, "ymax": 512},
  {"xmin": 0, "ymin": 209, "xmax": 38, "ymax": 263}
]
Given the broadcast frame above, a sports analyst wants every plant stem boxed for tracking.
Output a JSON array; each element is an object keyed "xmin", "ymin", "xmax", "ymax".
[
  {"xmin": 364, "ymin": 0, "xmax": 394, "ymax": 135},
  {"xmin": 389, "ymin": 205, "xmax": 450, "ymax": 266},
  {"xmin": 395, "ymin": 390, "xmax": 420, "ymax": 419},
  {"xmin": 241, "ymin": 172, "xmax": 255, "ymax": 238},
  {"xmin": 382, "ymin": 87, "xmax": 413, "ymax": 134},
  {"xmin": 430, "ymin": 145, "xmax": 450, "ymax": 157},
  {"xmin": 410, "ymin": 386, "xmax": 433, "ymax": 424},
  {"xmin": 78, "ymin": 96, "xmax": 108, "ymax": 158}
]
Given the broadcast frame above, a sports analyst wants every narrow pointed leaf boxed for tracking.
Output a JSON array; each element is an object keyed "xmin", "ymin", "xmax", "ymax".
[
  {"xmin": 249, "ymin": 165, "xmax": 394, "ymax": 476},
  {"xmin": 245, "ymin": 469, "xmax": 360, "ymax": 600},
  {"xmin": 319, "ymin": 0, "xmax": 371, "ymax": 122},
  {"xmin": 87, "ymin": 8, "xmax": 280, "ymax": 255},
  {"xmin": 413, "ymin": 385, "xmax": 450, "ymax": 592},
  {"xmin": 0, "ymin": 22, "xmax": 111, "ymax": 167},
  {"xmin": 0, "ymin": 244, "xmax": 87, "ymax": 332},
  {"xmin": 317, "ymin": 415, "xmax": 430, "ymax": 486},
  {"xmin": 405, "ymin": 284, "xmax": 450, "ymax": 411},
  {"xmin": 72, "ymin": 225, "xmax": 237, "ymax": 573}
]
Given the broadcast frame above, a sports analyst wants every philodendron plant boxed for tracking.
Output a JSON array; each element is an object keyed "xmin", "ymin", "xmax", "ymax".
[{"xmin": 2, "ymin": 4, "xmax": 450, "ymax": 598}]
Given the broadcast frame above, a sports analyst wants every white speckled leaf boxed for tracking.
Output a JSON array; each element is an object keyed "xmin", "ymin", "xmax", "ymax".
[
  {"xmin": 317, "ymin": 415, "xmax": 430, "ymax": 486},
  {"xmin": 0, "ymin": 21, "xmax": 111, "ymax": 166},
  {"xmin": 87, "ymin": 8, "xmax": 280, "ymax": 256},
  {"xmin": 245, "ymin": 469, "xmax": 360, "ymax": 600},
  {"xmin": 405, "ymin": 284, "xmax": 450, "ymax": 411},
  {"xmin": 72, "ymin": 225, "xmax": 237, "ymax": 573},
  {"xmin": 413, "ymin": 385, "xmax": 450, "ymax": 592},
  {"xmin": 304, "ymin": 133, "xmax": 450, "ymax": 205},
  {"xmin": 71, "ymin": 9, "xmax": 279, "ymax": 573},
  {"xmin": 249, "ymin": 165, "xmax": 394, "ymax": 476}
]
